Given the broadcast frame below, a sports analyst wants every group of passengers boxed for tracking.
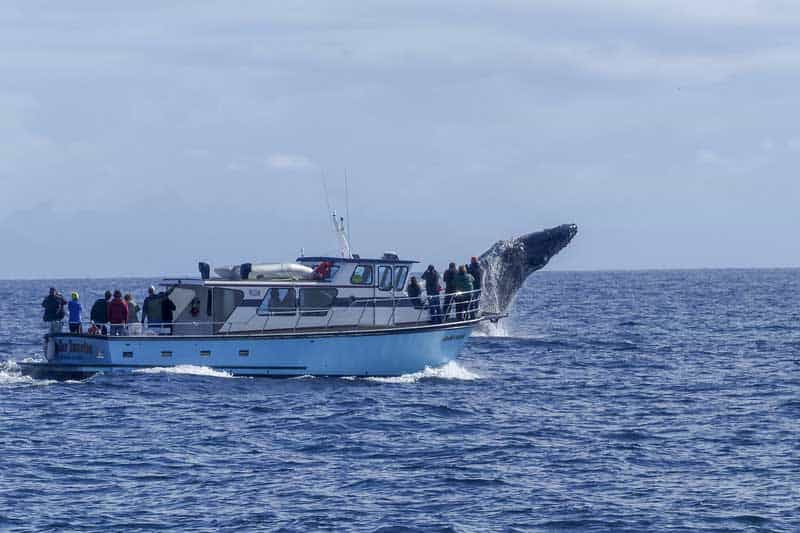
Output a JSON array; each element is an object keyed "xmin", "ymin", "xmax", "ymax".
[
  {"xmin": 41, "ymin": 285, "xmax": 176, "ymax": 336},
  {"xmin": 406, "ymin": 256, "xmax": 483, "ymax": 323}
]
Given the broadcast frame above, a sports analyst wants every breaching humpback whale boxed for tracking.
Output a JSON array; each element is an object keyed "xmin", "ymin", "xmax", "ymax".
[{"xmin": 479, "ymin": 224, "xmax": 578, "ymax": 314}]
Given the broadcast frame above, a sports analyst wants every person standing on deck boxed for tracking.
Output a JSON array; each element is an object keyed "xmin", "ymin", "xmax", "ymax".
[
  {"xmin": 141, "ymin": 286, "xmax": 161, "ymax": 329},
  {"xmin": 67, "ymin": 292, "xmax": 83, "ymax": 334},
  {"xmin": 124, "ymin": 293, "xmax": 141, "ymax": 335},
  {"xmin": 406, "ymin": 276, "xmax": 423, "ymax": 308},
  {"xmin": 41, "ymin": 287, "xmax": 66, "ymax": 334},
  {"xmin": 161, "ymin": 294, "xmax": 177, "ymax": 335},
  {"xmin": 421, "ymin": 264, "xmax": 442, "ymax": 323},
  {"xmin": 467, "ymin": 256, "xmax": 483, "ymax": 319},
  {"xmin": 442, "ymin": 262, "xmax": 458, "ymax": 320},
  {"xmin": 107, "ymin": 290, "xmax": 128, "ymax": 336},
  {"xmin": 90, "ymin": 291, "xmax": 111, "ymax": 335},
  {"xmin": 454, "ymin": 265, "xmax": 475, "ymax": 321}
]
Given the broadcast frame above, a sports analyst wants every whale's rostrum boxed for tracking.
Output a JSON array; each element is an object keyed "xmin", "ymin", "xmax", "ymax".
[{"xmin": 479, "ymin": 224, "xmax": 578, "ymax": 314}]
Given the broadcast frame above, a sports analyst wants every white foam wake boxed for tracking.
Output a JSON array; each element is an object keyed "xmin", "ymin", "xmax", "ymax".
[
  {"xmin": 133, "ymin": 365, "xmax": 234, "ymax": 378},
  {"xmin": 472, "ymin": 320, "xmax": 510, "ymax": 337},
  {"xmin": 365, "ymin": 361, "xmax": 481, "ymax": 384},
  {"xmin": 0, "ymin": 360, "xmax": 55, "ymax": 386}
]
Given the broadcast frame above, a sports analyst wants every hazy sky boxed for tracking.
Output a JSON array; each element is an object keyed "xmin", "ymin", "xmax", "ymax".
[{"xmin": 2, "ymin": 1, "xmax": 799, "ymax": 278}]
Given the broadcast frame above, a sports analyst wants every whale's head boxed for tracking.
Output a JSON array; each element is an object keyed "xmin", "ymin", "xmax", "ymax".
[{"xmin": 479, "ymin": 224, "xmax": 577, "ymax": 313}]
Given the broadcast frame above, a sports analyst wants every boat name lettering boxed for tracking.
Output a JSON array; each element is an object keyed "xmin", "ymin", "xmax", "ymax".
[
  {"xmin": 442, "ymin": 333, "xmax": 467, "ymax": 342},
  {"xmin": 55, "ymin": 341, "xmax": 94, "ymax": 355}
]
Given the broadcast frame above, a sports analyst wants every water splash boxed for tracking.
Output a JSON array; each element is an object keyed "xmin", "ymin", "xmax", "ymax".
[
  {"xmin": 133, "ymin": 365, "xmax": 234, "ymax": 378},
  {"xmin": 472, "ymin": 320, "xmax": 509, "ymax": 337},
  {"xmin": 0, "ymin": 360, "xmax": 55, "ymax": 386},
  {"xmin": 365, "ymin": 361, "xmax": 480, "ymax": 384}
]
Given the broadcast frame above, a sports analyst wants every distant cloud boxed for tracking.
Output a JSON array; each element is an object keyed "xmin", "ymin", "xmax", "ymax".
[{"xmin": 266, "ymin": 153, "xmax": 314, "ymax": 171}]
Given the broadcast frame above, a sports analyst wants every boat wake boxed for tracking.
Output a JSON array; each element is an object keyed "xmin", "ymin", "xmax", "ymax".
[
  {"xmin": 0, "ymin": 360, "xmax": 56, "ymax": 386},
  {"xmin": 364, "ymin": 361, "xmax": 481, "ymax": 384},
  {"xmin": 133, "ymin": 365, "xmax": 235, "ymax": 379}
]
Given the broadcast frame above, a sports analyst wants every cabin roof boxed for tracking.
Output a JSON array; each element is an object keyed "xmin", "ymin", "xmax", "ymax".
[{"xmin": 297, "ymin": 256, "xmax": 418, "ymax": 265}]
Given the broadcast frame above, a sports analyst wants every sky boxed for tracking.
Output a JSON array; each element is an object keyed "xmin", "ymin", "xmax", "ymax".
[{"xmin": 1, "ymin": 0, "xmax": 799, "ymax": 278}]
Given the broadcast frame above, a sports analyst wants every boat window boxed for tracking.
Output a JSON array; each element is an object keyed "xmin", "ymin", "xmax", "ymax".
[
  {"xmin": 212, "ymin": 288, "xmax": 244, "ymax": 332},
  {"xmin": 394, "ymin": 266, "xmax": 409, "ymax": 291},
  {"xmin": 257, "ymin": 288, "xmax": 297, "ymax": 316},
  {"xmin": 299, "ymin": 288, "xmax": 338, "ymax": 316},
  {"xmin": 350, "ymin": 265, "xmax": 373, "ymax": 285},
  {"xmin": 377, "ymin": 266, "xmax": 393, "ymax": 291}
]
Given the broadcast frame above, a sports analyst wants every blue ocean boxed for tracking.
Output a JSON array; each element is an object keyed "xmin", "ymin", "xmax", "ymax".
[{"xmin": 1, "ymin": 270, "xmax": 798, "ymax": 531}]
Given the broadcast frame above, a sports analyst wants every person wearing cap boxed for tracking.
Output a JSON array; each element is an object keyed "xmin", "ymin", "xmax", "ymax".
[
  {"xmin": 468, "ymin": 256, "xmax": 483, "ymax": 319},
  {"xmin": 68, "ymin": 292, "xmax": 83, "ymax": 334},
  {"xmin": 421, "ymin": 264, "xmax": 442, "ymax": 323},
  {"xmin": 41, "ymin": 287, "xmax": 66, "ymax": 334},
  {"xmin": 90, "ymin": 290, "xmax": 111, "ymax": 335},
  {"xmin": 107, "ymin": 290, "xmax": 129, "ymax": 336}
]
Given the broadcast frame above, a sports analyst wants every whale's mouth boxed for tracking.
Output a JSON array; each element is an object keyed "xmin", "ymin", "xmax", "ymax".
[{"xmin": 520, "ymin": 223, "xmax": 578, "ymax": 271}]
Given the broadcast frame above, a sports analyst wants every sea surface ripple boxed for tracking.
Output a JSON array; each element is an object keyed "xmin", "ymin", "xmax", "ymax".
[{"xmin": 1, "ymin": 270, "xmax": 799, "ymax": 531}]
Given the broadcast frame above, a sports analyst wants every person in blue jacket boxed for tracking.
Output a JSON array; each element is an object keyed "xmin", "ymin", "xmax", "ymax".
[{"xmin": 68, "ymin": 292, "xmax": 83, "ymax": 334}]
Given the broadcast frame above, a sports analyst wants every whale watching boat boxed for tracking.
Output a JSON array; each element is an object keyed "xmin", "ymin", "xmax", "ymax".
[{"xmin": 21, "ymin": 215, "xmax": 501, "ymax": 379}]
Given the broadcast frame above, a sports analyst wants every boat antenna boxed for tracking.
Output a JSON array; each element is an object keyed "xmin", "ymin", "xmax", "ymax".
[
  {"xmin": 320, "ymin": 172, "xmax": 352, "ymax": 258},
  {"xmin": 344, "ymin": 169, "xmax": 352, "ymax": 252}
]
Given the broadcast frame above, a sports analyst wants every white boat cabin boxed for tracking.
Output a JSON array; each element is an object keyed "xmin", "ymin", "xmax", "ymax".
[{"xmin": 158, "ymin": 255, "xmax": 433, "ymax": 335}]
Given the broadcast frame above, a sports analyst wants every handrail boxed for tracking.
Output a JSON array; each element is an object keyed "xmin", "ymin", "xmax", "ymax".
[{"xmin": 47, "ymin": 288, "xmax": 483, "ymax": 336}]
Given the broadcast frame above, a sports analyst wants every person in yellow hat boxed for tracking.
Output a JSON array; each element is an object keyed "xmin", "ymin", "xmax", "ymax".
[{"xmin": 68, "ymin": 291, "xmax": 83, "ymax": 334}]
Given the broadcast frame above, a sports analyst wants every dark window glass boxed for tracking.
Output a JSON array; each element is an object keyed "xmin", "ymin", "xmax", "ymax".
[
  {"xmin": 394, "ymin": 266, "xmax": 409, "ymax": 291},
  {"xmin": 350, "ymin": 265, "xmax": 373, "ymax": 285},
  {"xmin": 257, "ymin": 288, "xmax": 296, "ymax": 316},
  {"xmin": 377, "ymin": 266, "xmax": 393, "ymax": 291},
  {"xmin": 299, "ymin": 288, "xmax": 338, "ymax": 316}
]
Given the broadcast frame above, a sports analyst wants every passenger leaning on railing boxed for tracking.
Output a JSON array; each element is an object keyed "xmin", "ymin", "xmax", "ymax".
[
  {"xmin": 90, "ymin": 291, "xmax": 111, "ymax": 335},
  {"xmin": 422, "ymin": 264, "xmax": 442, "ymax": 324},
  {"xmin": 41, "ymin": 287, "xmax": 66, "ymax": 334},
  {"xmin": 442, "ymin": 262, "xmax": 458, "ymax": 319},
  {"xmin": 108, "ymin": 290, "xmax": 128, "ymax": 336},
  {"xmin": 68, "ymin": 292, "xmax": 83, "ymax": 334},
  {"xmin": 454, "ymin": 265, "xmax": 475, "ymax": 321},
  {"xmin": 468, "ymin": 257, "xmax": 483, "ymax": 319}
]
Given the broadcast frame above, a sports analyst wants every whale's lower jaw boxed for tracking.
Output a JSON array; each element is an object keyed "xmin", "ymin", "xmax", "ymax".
[{"xmin": 479, "ymin": 224, "xmax": 578, "ymax": 314}]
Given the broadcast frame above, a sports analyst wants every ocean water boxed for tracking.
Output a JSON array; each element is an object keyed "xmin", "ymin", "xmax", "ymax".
[{"xmin": 1, "ymin": 270, "xmax": 799, "ymax": 532}]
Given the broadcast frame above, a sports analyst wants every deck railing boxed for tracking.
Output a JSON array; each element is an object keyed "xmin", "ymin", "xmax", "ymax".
[{"xmin": 48, "ymin": 289, "xmax": 483, "ymax": 336}]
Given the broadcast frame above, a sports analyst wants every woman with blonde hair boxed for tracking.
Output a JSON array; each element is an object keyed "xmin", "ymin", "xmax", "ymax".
[{"xmin": 124, "ymin": 293, "xmax": 141, "ymax": 335}]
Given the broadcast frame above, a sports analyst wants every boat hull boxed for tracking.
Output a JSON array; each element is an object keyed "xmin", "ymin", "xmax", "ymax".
[{"xmin": 19, "ymin": 322, "xmax": 476, "ymax": 379}]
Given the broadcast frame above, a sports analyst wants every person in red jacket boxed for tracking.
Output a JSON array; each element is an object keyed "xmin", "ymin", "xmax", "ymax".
[{"xmin": 107, "ymin": 290, "xmax": 129, "ymax": 336}]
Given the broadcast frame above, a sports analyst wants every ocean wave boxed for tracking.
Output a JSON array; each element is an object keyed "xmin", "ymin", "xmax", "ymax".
[
  {"xmin": 133, "ymin": 365, "xmax": 234, "ymax": 379},
  {"xmin": 365, "ymin": 361, "xmax": 480, "ymax": 384}
]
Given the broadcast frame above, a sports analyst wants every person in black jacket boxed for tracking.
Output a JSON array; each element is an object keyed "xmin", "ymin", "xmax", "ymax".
[
  {"xmin": 406, "ymin": 276, "xmax": 423, "ymax": 309},
  {"xmin": 161, "ymin": 295, "xmax": 177, "ymax": 335},
  {"xmin": 442, "ymin": 262, "xmax": 457, "ymax": 320},
  {"xmin": 90, "ymin": 290, "xmax": 111, "ymax": 335},
  {"xmin": 421, "ymin": 265, "xmax": 442, "ymax": 323},
  {"xmin": 468, "ymin": 256, "xmax": 483, "ymax": 319},
  {"xmin": 41, "ymin": 287, "xmax": 66, "ymax": 333}
]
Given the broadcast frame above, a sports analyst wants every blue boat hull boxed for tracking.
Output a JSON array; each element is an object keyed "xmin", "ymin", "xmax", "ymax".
[{"xmin": 20, "ymin": 322, "xmax": 476, "ymax": 378}]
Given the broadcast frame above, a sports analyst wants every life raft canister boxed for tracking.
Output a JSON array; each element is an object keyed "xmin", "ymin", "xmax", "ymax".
[{"xmin": 313, "ymin": 261, "xmax": 333, "ymax": 280}]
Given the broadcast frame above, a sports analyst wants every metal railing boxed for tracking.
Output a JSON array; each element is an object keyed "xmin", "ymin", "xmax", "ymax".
[{"xmin": 46, "ymin": 289, "xmax": 482, "ymax": 337}]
